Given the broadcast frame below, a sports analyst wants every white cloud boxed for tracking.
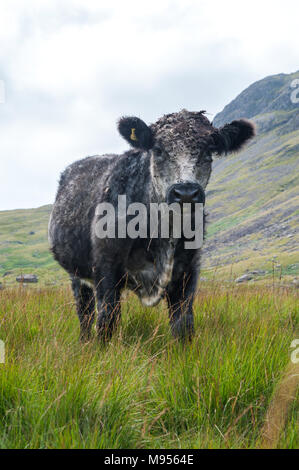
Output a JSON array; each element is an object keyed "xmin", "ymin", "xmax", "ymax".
[{"xmin": 0, "ymin": 0, "xmax": 298, "ymax": 209}]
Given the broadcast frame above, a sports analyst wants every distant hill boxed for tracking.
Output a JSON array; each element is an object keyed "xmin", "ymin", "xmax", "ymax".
[
  {"xmin": 202, "ymin": 70, "xmax": 299, "ymax": 280},
  {"xmin": 213, "ymin": 71, "xmax": 299, "ymax": 127},
  {"xmin": 0, "ymin": 71, "xmax": 298, "ymax": 286}
]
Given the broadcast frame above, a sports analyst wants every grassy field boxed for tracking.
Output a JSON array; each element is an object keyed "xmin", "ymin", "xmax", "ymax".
[{"xmin": 0, "ymin": 283, "xmax": 298, "ymax": 449}]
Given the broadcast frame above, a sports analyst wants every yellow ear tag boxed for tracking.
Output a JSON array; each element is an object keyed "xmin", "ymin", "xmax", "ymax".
[{"xmin": 130, "ymin": 128, "xmax": 138, "ymax": 141}]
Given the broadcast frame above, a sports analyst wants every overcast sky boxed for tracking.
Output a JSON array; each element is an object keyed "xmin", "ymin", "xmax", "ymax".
[{"xmin": 0, "ymin": 0, "xmax": 298, "ymax": 210}]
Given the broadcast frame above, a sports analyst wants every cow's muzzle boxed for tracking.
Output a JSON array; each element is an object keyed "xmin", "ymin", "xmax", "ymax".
[{"xmin": 166, "ymin": 183, "xmax": 205, "ymax": 205}]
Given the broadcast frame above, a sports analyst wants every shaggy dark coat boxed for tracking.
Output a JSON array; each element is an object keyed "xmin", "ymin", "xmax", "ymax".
[{"xmin": 49, "ymin": 109, "xmax": 255, "ymax": 341}]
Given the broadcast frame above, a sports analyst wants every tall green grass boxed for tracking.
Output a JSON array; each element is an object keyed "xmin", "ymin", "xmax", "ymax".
[{"xmin": 0, "ymin": 284, "xmax": 298, "ymax": 448}]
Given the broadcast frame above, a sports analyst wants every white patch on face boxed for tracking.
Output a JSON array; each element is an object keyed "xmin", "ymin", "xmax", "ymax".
[
  {"xmin": 176, "ymin": 153, "xmax": 197, "ymax": 184},
  {"xmin": 150, "ymin": 141, "xmax": 212, "ymax": 201},
  {"xmin": 150, "ymin": 153, "xmax": 171, "ymax": 198},
  {"xmin": 151, "ymin": 150, "xmax": 198, "ymax": 198}
]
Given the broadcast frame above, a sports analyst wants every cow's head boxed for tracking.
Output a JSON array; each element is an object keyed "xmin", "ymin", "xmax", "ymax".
[{"xmin": 118, "ymin": 109, "xmax": 255, "ymax": 204}]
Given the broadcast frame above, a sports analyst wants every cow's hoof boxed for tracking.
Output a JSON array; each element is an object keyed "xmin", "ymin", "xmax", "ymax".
[
  {"xmin": 96, "ymin": 327, "xmax": 113, "ymax": 343},
  {"xmin": 79, "ymin": 331, "xmax": 92, "ymax": 343},
  {"xmin": 171, "ymin": 315, "xmax": 194, "ymax": 342}
]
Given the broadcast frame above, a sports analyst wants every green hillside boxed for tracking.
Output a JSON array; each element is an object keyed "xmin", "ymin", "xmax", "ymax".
[
  {"xmin": 0, "ymin": 71, "xmax": 298, "ymax": 286},
  {"xmin": 0, "ymin": 205, "xmax": 67, "ymax": 285},
  {"xmin": 202, "ymin": 71, "xmax": 299, "ymax": 280}
]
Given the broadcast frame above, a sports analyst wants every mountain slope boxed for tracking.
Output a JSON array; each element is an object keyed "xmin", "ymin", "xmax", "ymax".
[{"xmin": 202, "ymin": 71, "xmax": 299, "ymax": 279}]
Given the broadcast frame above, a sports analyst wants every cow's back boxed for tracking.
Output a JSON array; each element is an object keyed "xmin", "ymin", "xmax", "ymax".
[{"xmin": 48, "ymin": 154, "xmax": 117, "ymax": 278}]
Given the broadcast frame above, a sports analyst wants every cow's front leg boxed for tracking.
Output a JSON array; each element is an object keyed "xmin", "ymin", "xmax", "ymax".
[
  {"xmin": 94, "ymin": 266, "xmax": 122, "ymax": 341},
  {"xmin": 166, "ymin": 268, "xmax": 198, "ymax": 341}
]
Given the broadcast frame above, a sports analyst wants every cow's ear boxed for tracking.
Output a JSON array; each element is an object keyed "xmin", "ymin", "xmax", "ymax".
[
  {"xmin": 207, "ymin": 119, "xmax": 256, "ymax": 156},
  {"xmin": 118, "ymin": 116, "xmax": 154, "ymax": 150}
]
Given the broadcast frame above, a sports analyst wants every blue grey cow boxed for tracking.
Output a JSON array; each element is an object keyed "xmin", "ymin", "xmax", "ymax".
[{"xmin": 49, "ymin": 109, "xmax": 255, "ymax": 341}]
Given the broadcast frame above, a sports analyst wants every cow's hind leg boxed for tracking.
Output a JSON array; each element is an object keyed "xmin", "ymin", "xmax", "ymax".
[{"xmin": 71, "ymin": 277, "xmax": 95, "ymax": 341}]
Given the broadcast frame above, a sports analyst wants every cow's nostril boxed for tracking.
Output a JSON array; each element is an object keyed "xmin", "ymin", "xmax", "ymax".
[
  {"xmin": 167, "ymin": 183, "xmax": 205, "ymax": 205},
  {"xmin": 173, "ymin": 189, "xmax": 182, "ymax": 198},
  {"xmin": 173, "ymin": 187, "xmax": 200, "ymax": 203},
  {"xmin": 190, "ymin": 188, "xmax": 199, "ymax": 198}
]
